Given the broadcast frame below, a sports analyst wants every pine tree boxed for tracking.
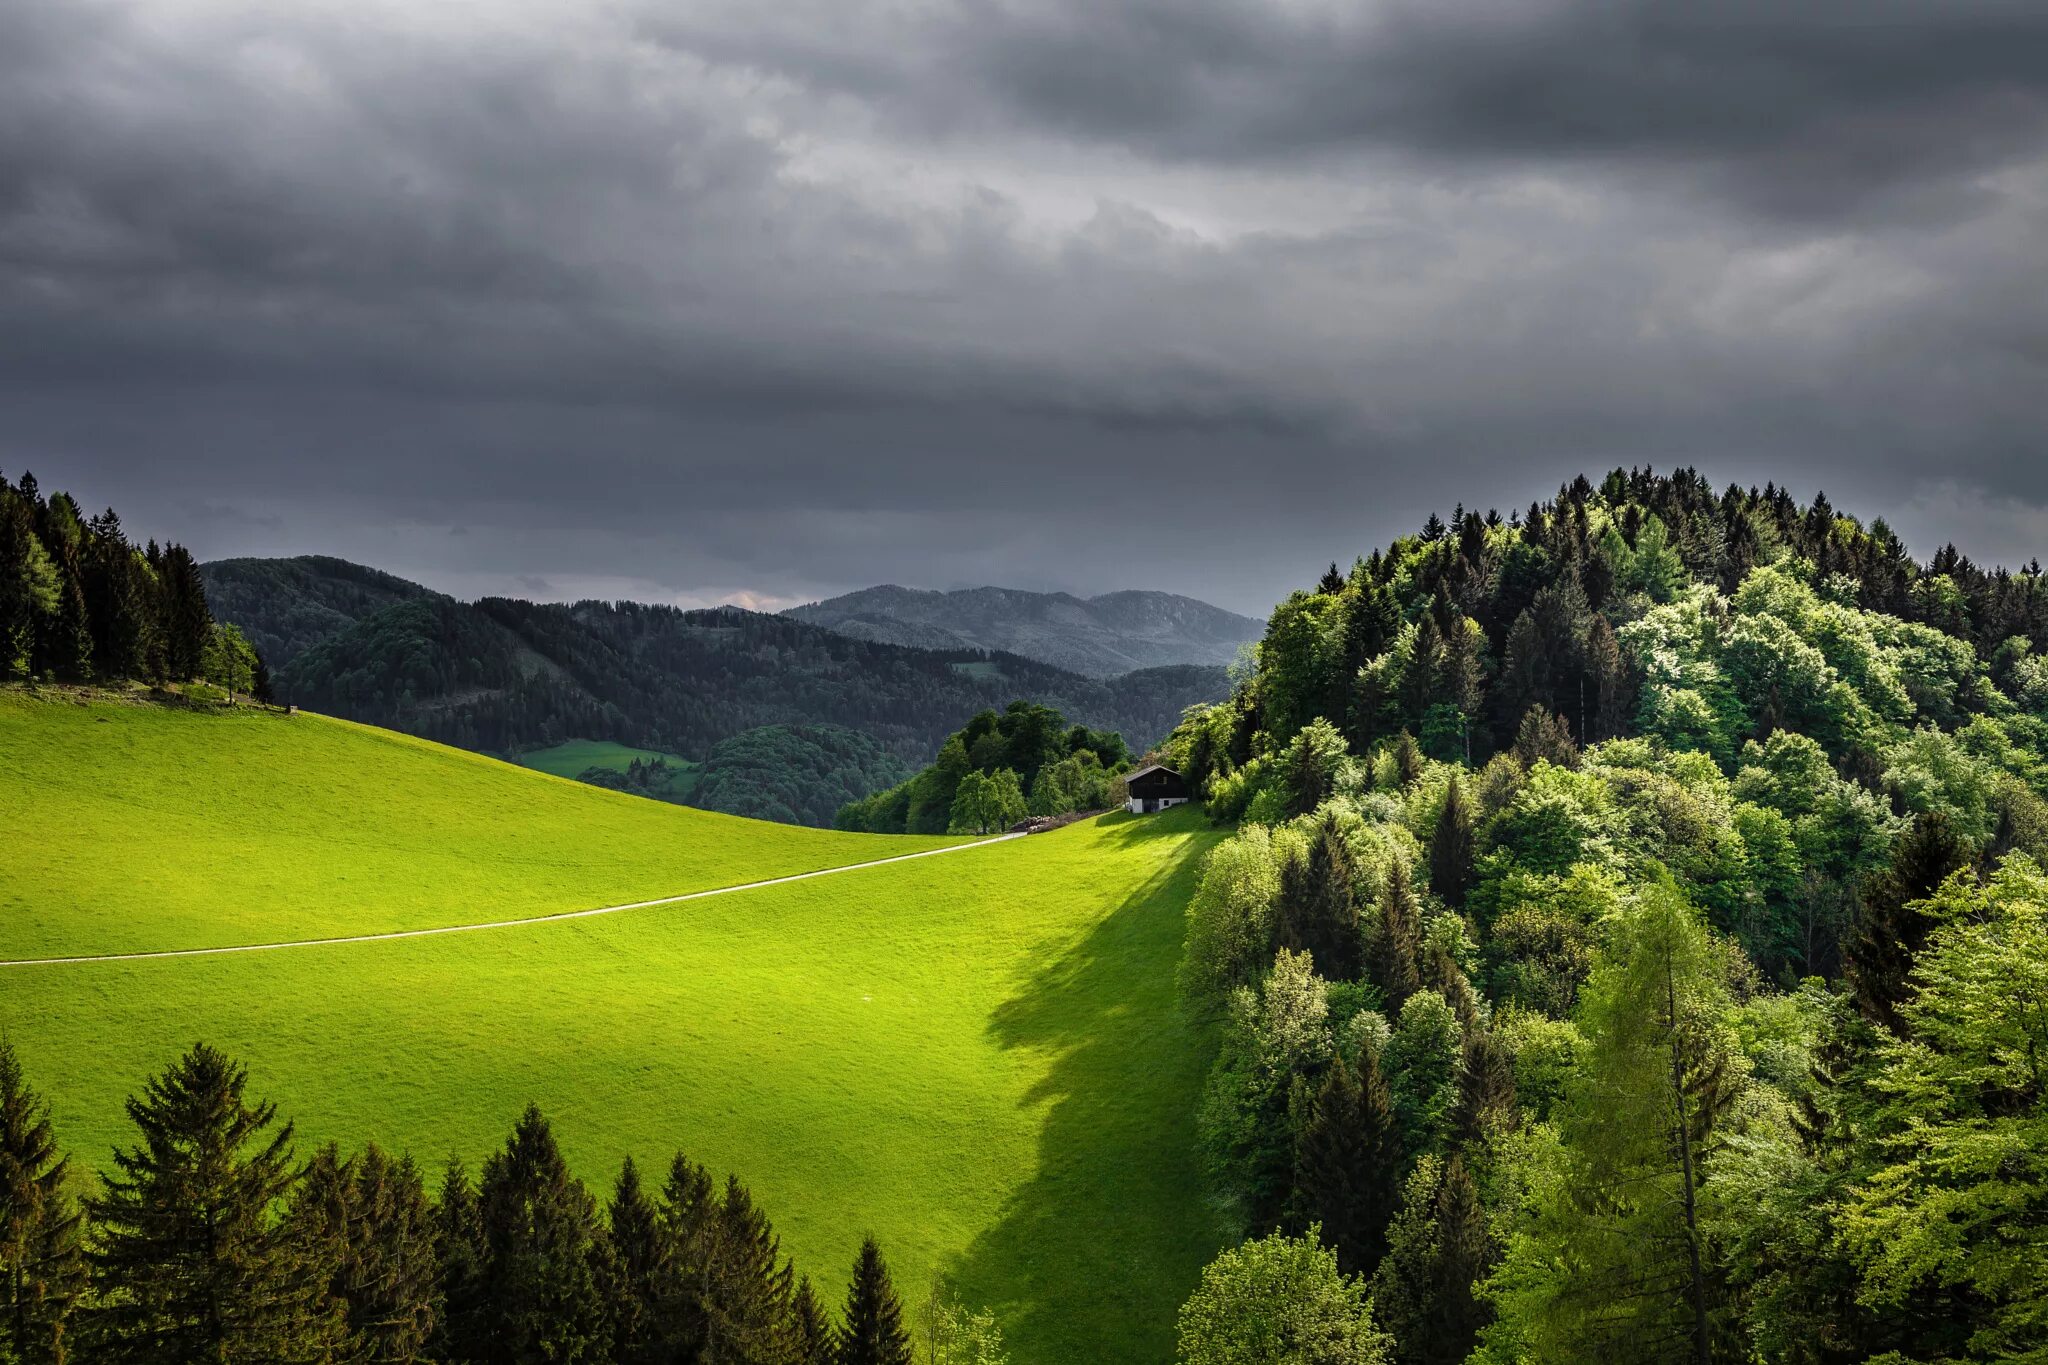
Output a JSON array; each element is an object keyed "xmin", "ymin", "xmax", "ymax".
[
  {"xmin": 653, "ymin": 1152, "xmax": 718, "ymax": 1359},
  {"xmin": 704, "ymin": 1176, "xmax": 794, "ymax": 1362},
  {"xmin": 429, "ymin": 1158, "xmax": 486, "ymax": 1363},
  {"xmin": 1368, "ymin": 861, "xmax": 1423, "ymax": 1012},
  {"xmin": 602, "ymin": 1158, "xmax": 667, "ymax": 1365},
  {"xmin": 791, "ymin": 1277, "xmax": 834, "ymax": 1365},
  {"xmin": 1449, "ymin": 1028, "xmax": 1517, "ymax": 1151},
  {"xmin": 1429, "ymin": 777, "xmax": 1474, "ymax": 910},
  {"xmin": 1844, "ymin": 812, "xmax": 1970, "ymax": 1033},
  {"xmin": 1373, "ymin": 1156, "xmax": 1493, "ymax": 1365},
  {"xmin": 1391, "ymin": 732, "xmax": 1424, "ymax": 788},
  {"xmin": 1292, "ymin": 1047, "xmax": 1401, "ymax": 1277},
  {"xmin": 0, "ymin": 1042, "xmax": 84, "ymax": 1365},
  {"xmin": 1585, "ymin": 616, "xmax": 1631, "ymax": 742},
  {"xmin": 1512, "ymin": 706, "xmax": 1578, "ymax": 770},
  {"xmin": 835, "ymin": 1238, "xmax": 911, "ymax": 1365},
  {"xmin": 471, "ymin": 1105, "xmax": 606, "ymax": 1363},
  {"xmin": 290, "ymin": 1143, "xmax": 437, "ymax": 1364},
  {"xmin": 155, "ymin": 545, "xmax": 212, "ymax": 681},
  {"xmin": 86, "ymin": 1043, "xmax": 337, "ymax": 1364},
  {"xmin": 1277, "ymin": 822, "xmax": 1363, "ymax": 982}
]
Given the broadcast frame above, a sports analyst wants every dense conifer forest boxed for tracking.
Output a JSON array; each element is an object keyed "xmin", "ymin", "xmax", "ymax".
[
  {"xmin": 1157, "ymin": 468, "xmax": 2048, "ymax": 1363},
  {"xmin": 0, "ymin": 472, "xmax": 263, "ymax": 700}
]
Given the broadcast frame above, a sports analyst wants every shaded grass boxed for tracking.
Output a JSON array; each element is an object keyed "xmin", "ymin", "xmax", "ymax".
[{"xmin": 0, "ymin": 692, "xmax": 956, "ymax": 957}]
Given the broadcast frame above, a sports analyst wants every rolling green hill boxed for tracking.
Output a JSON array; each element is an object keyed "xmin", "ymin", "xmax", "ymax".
[
  {"xmin": 0, "ymin": 692, "xmax": 1227, "ymax": 1362},
  {"xmin": 0, "ymin": 692, "xmax": 962, "ymax": 959}
]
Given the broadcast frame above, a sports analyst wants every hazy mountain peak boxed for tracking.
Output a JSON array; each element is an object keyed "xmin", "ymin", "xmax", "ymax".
[{"xmin": 785, "ymin": 583, "xmax": 1264, "ymax": 677}]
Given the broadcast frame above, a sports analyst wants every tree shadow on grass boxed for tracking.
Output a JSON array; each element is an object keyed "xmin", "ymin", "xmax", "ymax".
[{"xmin": 945, "ymin": 816, "xmax": 1231, "ymax": 1365}]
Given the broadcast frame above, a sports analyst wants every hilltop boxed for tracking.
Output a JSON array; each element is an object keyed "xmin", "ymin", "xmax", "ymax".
[{"xmin": 786, "ymin": 583, "xmax": 1264, "ymax": 677}]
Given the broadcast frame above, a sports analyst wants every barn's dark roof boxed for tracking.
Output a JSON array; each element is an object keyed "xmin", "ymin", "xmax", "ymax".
[{"xmin": 1125, "ymin": 763, "xmax": 1182, "ymax": 783}]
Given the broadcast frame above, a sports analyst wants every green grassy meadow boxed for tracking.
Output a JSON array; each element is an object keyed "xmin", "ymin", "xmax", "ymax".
[
  {"xmin": 1, "ymin": 694, "xmax": 1228, "ymax": 1362},
  {"xmin": 512, "ymin": 737, "xmax": 702, "ymax": 799},
  {"xmin": 0, "ymin": 692, "xmax": 958, "ymax": 958}
]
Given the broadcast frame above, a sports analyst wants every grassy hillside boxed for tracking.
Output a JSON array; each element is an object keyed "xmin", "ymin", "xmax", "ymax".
[
  {"xmin": 1, "ymin": 695, "xmax": 1227, "ymax": 1361},
  {"xmin": 0, "ymin": 692, "xmax": 959, "ymax": 959},
  {"xmin": 513, "ymin": 736, "xmax": 702, "ymax": 799}
]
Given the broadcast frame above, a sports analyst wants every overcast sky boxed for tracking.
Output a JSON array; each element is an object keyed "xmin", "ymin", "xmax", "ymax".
[{"xmin": 3, "ymin": 0, "xmax": 2045, "ymax": 616}]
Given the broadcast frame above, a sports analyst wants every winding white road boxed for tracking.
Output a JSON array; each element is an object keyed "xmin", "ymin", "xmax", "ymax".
[{"xmin": 0, "ymin": 833, "xmax": 1027, "ymax": 969}]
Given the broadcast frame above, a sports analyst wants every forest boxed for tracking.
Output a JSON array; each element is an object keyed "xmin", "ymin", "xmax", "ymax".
[
  {"xmin": 0, "ymin": 472, "xmax": 262, "ymax": 700},
  {"xmin": 252, "ymin": 578, "xmax": 1225, "ymax": 768},
  {"xmin": 0, "ymin": 1040, "xmax": 989, "ymax": 1365},
  {"xmin": 1155, "ymin": 468, "xmax": 2048, "ymax": 1363},
  {"xmin": 834, "ymin": 700, "xmax": 1133, "ymax": 834}
]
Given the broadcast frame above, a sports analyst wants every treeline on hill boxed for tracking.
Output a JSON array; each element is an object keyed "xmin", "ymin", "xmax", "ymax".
[
  {"xmin": 0, "ymin": 1040, "xmax": 1010, "ymax": 1365},
  {"xmin": 835, "ymin": 700, "xmax": 1132, "ymax": 834},
  {"xmin": 0, "ymin": 472, "xmax": 264, "ymax": 700},
  {"xmin": 201, "ymin": 555, "xmax": 1227, "ymax": 770},
  {"xmin": 1155, "ymin": 468, "xmax": 2048, "ymax": 1364},
  {"xmin": 686, "ymin": 725, "xmax": 914, "ymax": 828}
]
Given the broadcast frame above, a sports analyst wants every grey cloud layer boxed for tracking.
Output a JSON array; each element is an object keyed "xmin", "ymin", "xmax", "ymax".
[{"xmin": 1, "ymin": 0, "xmax": 2044, "ymax": 613}]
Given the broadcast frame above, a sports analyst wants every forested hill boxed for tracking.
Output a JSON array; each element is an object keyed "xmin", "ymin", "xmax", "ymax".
[
  {"xmin": 1150, "ymin": 466, "xmax": 2048, "ymax": 1363},
  {"xmin": 200, "ymin": 555, "xmax": 432, "ymax": 668},
  {"xmin": 218, "ymin": 568, "xmax": 1227, "ymax": 765},
  {"xmin": 785, "ymin": 583, "xmax": 1264, "ymax": 676}
]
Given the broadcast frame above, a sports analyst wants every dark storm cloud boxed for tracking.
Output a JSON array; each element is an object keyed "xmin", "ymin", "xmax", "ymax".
[
  {"xmin": 0, "ymin": 0, "xmax": 2044, "ymax": 614},
  {"xmin": 651, "ymin": 0, "xmax": 2048, "ymax": 218}
]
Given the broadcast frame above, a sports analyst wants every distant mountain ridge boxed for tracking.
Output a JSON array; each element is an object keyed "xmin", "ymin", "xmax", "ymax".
[
  {"xmin": 785, "ymin": 584, "xmax": 1263, "ymax": 676},
  {"xmin": 198, "ymin": 557, "xmax": 1231, "ymax": 781}
]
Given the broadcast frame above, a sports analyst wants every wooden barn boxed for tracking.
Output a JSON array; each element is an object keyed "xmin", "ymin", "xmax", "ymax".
[{"xmin": 1124, "ymin": 763, "xmax": 1191, "ymax": 814}]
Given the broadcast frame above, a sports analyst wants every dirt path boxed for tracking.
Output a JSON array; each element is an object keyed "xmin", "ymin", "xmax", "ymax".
[{"xmin": 0, "ymin": 833, "xmax": 1027, "ymax": 968}]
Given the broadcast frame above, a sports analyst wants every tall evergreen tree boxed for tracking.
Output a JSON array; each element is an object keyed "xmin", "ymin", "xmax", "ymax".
[
  {"xmin": 430, "ymin": 1158, "xmax": 486, "ymax": 1364},
  {"xmin": 471, "ymin": 1106, "xmax": 606, "ymax": 1364},
  {"xmin": 790, "ymin": 1277, "xmax": 834, "ymax": 1365},
  {"xmin": 601, "ymin": 1158, "xmax": 666, "ymax": 1365},
  {"xmin": 86, "ymin": 1044, "xmax": 337, "ymax": 1364},
  {"xmin": 1844, "ymin": 812, "xmax": 1970, "ymax": 1033},
  {"xmin": 653, "ymin": 1153, "xmax": 719, "ymax": 1359},
  {"xmin": 154, "ymin": 545, "xmax": 213, "ymax": 681},
  {"xmin": 1277, "ymin": 821, "xmax": 1363, "ymax": 982},
  {"xmin": 835, "ymin": 1238, "xmax": 911, "ymax": 1365},
  {"xmin": 290, "ymin": 1143, "xmax": 436, "ymax": 1364},
  {"xmin": 703, "ymin": 1176, "xmax": 794, "ymax": 1363},
  {"xmin": 1429, "ymin": 777, "xmax": 1474, "ymax": 910},
  {"xmin": 1368, "ymin": 862, "xmax": 1423, "ymax": 1012},
  {"xmin": 1372, "ymin": 1155, "xmax": 1494, "ymax": 1365},
  {"xmin": 0, "ymin": 1043, "xmax": 83, "ymax": 1365},
  {"xmin": 1292, "ymin": 1047, "xmax": 1401, "ymax": 1277}
]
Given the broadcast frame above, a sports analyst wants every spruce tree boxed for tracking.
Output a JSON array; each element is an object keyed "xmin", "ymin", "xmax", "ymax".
[
  {"xmin": 429, "ymin": 1158, "xmax": 486, "ymax": 1363},
  {"xmin": 290, "ymin": 1143, "xmax": 436, "ymax": 1364},
  {"xmin": 86, "ymin": 1043, "xmax": 337, "ymax": 1364},
  {"xmin": 1292, "ymin": 1047, "xmax": 1401, "ymax": 1277},
  {"xmin": 471, "ymin": 1105, "xmax": 606, "ymax": 1363},
  {"xmin": 1277, "ymin": 822, "xmax": 1363, "ymax": 982},
  {"xmin": 1368, "ymin": 862, "xmax": 1423, "ymax": 1012},
  {"xmin": 1373, "ymin": 1156, "xmax": 1493, "ymax": 1365},
  {"xmin": 602, "ymin": 1157, "xmax": 666, "ymax": 1365},
  {"xmin": 1511, "ymin": 706, "xmax": 1579, "ymax": 770},
  {"xmin": 1449, "ymin": 1028, "xmax": 1517, "ymax": 1151},
  {"xmin": 0, "ymin": 1042, "xmax": 84, "ymax": 1365},
  {"xmin": 704, "ymin": 1176, "xmax": 794, "ymax": 1363},
  {"xmin": 653, "ymin": 1152, "xmax": 718, "ymax": 1359},
  {"xmin": 1429, "ymin": 777, "xmax": 1474, "ymax": 910},
  {"xmin": 1844, "ymin": 812, "xmax": 1970, "ymax": 1033},
  {"xmin": 791, "ymin": 1276, "xmax": 834, "ymax": 1365},
  {"xmin": 835, "ymin": 1237, "xmax": 911, "ymax": 1365}
]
